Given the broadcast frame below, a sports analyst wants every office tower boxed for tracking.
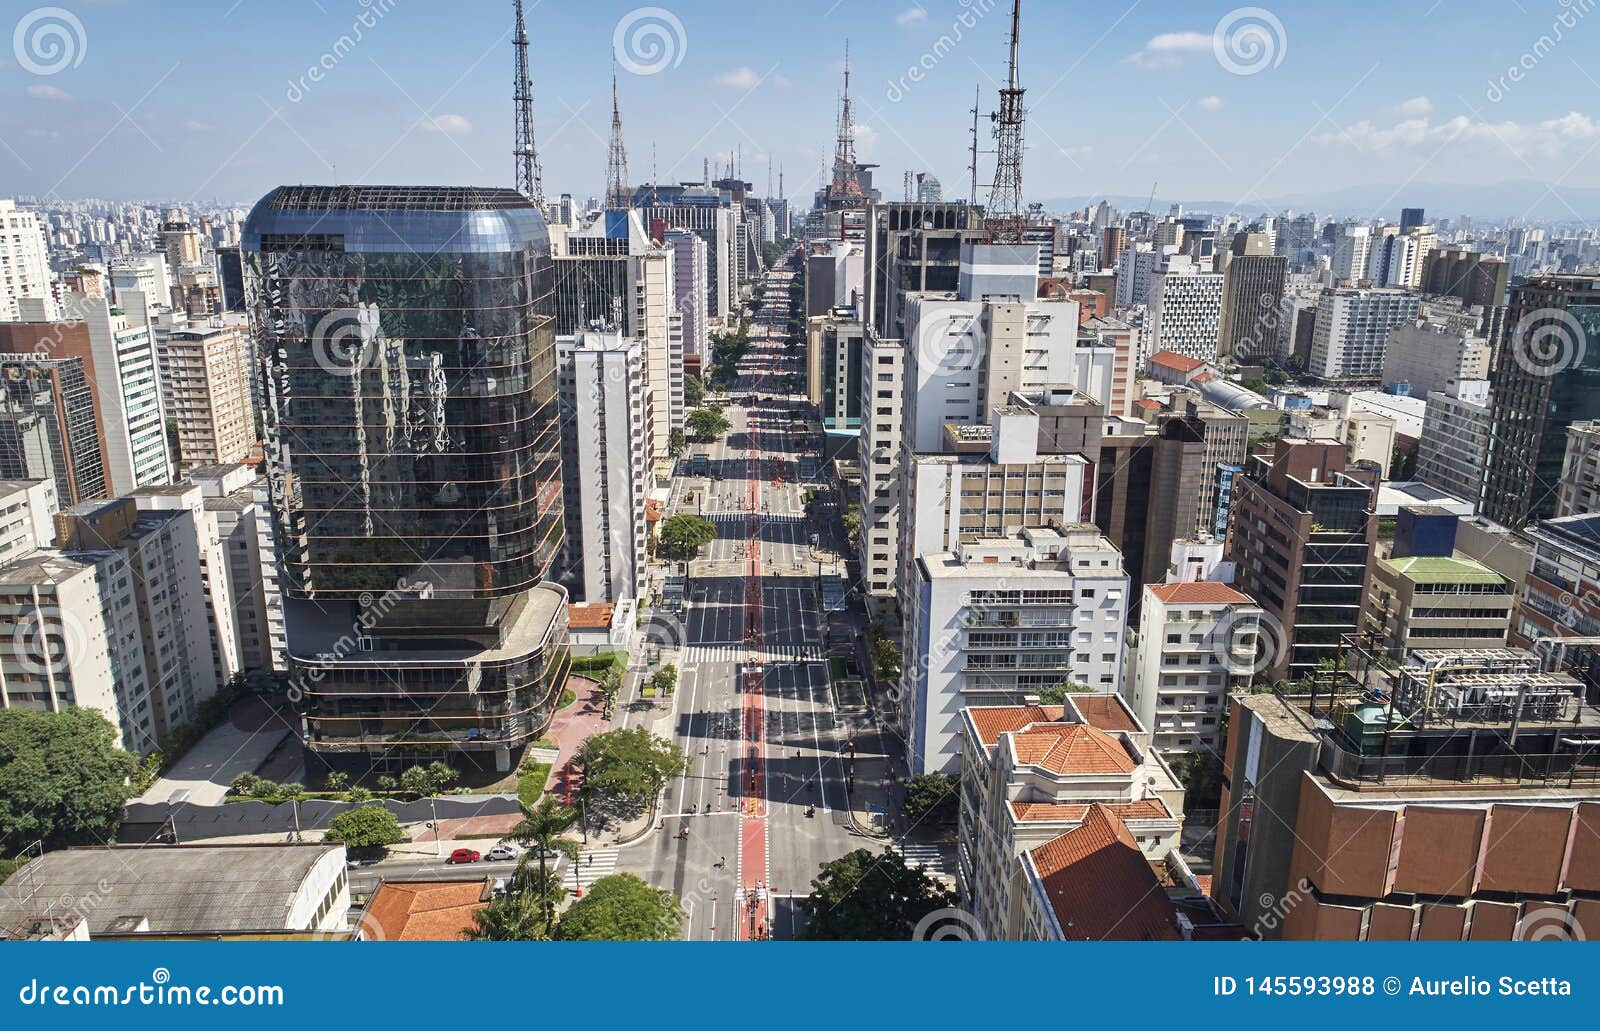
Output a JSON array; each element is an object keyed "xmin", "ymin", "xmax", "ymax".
[
  {"xmin": 0, "ymin": 353, "xmax": 111, "ymax": 505},
  {"xmin": 1128, "ymin": 580, "xmax": 1260, "ymax": 755},
  {"xmin": 1399, "ymin": 207, "xmax": 1426, "ymax": 234},
  {"xmin": 554, "ymin": 210, "xmax": 678, "ymax": 468},
  {"xmin": 1557, "ymin": 420, "xmax": 1600, "ymax": 517},
  {"xmin": 634, "ymin": 183, "xmax": 739, "ymax": 318},
  {"xmin": 902, "ymin": 526, "xmax": 1129, "ymax": 774},
  {"xmin": 1100, "ymin": 226, "xmax": 1125, "ymax": 270},
  {"xmin": 1416, "ymin": 381, "xmax": 1492, "ymax": 509},
  {"xmin": 0, "ymin": 295, "xmax": 172, "ymax": 494},
  {"xmin": 806, "ymin": 239, "xmax": 865, "ymax": 319},
  {"xmin": 1094, "ymin": 414, "xmax": 1211, "ymax": 595},
  {"xmin": 662, "ymin": 227, "xmax": 708, "ymax": 359},
  {"xmin": 806, "ymin": 313, "xmax": 863, "ymax": 438},
  {"xmin": 957, "ymin": 699, "xmax": 1191, "ymax": 941},
  {"xmin": 190, "ymin": 462, "xmax": 288, "ymax": 675},
  {"xmin": 155, "ymin": 321, "xmax": 254, "ymax": 472},
  {"xmin": 1482, "ymin": 276, "xmax": 1600, "ymax": 527},
  {"xmin": 1227, "ymin": 439, "xmax": 1379, "ymax": 683},
  {"xmin": 55, "ymin": 491, "xmax": 230, "ymax": 749},
  {"xmin": 1368, "ymin": 227, "xmax": 1420, "ymax": 288},
  {"xmin": 1380, "ymin": 318, "xmax": 1491, "ymax": 396},
  {"xmin": 1421, "ymin": 248, "xmax": 1510, "ymax": 309},
  {"xmin": 1214, "ymin": 665, "xmax": 1599, "ymax": 939},
  {"xmin": 860, "ymin": 201, "xmax": 988, "ymax": 339},
  {"xmin": 1165, "ymin": 393, "xmax": 1250, "ymax": 538},
  {"xmin": 0, "ymin": 201, "xmax": 53, "ymax": 321},
  {"xmin": 914, "ymin": 173, "xmax": 943, "ymax": 202},
  {"xmin": 215, "ymin": 245, "xmax": 246, "ymax": 311},
  {"xmin": 1364, "ymin": 508, "xmax": 1511, "ymax": 657},
  {"xmin": 556, "ymin": 330, "xmax": 650, "ymax": 605},
  {"xmin": 1146, "ymin": 256, "xmax": 1224, "ymax": 361},
  {"xmin": 159, "ymin": 208, "xmax": 204, "ymax": 273},
  {"xmin": 858, "ymin": 329, "xmax": 904, "ymax": 617},
  {"xmin": 1114, "ymin": 241, "xmax": 1161, "ymax": 307},
  {"xmin": 242, "ymin": 185, "xmax": 570, "ymax": 772},
  {"xmin": 1218, "ymin": 237, "xmax": 1287, "ymax": 361},
  {"xmin": 1330, "ymin": 224, "xmax": 1371, "ymax": 282},
  {"xmin": 1307, "ymin": 286, "xmax": 1420, "ymax": 382}
]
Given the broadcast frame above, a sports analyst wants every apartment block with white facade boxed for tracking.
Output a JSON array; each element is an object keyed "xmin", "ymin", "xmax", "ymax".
[
  {"xmin": 1127, "ymin": 581, "xmax": 1260, "ymax": 757},
  {"xmin": 0, "ymin": 200, "xmax": 52, "ymax": 321},
  {"xmin": 1146, "ymin": 256, "xmax": 1224, "ymax": 362},
  {"xmin": 1308, "ymin": 286, "xmax": 1421, "ymax": 382},
  {"xmin": 859, "ymin": 329, "xmax": 904, "ymax": 617},
  {"xmin": 1416, "ymin": 380, "xmax": 1492, "ymax": 511},
  {"xmin": 60, "ymin": 291, "xmax": 173, "ymax": 493},
  {"xmin": 663, "ymin": 228, "xmax": 709, "ymax": 361},
  {"xmin": 557, "ymin": 331, "xmax": 651, "ymax": 605},
  {"xmin": 1380, "ymin": 318, "xmax": 1491, "ymax": 397},
  {"xmin": 902, "ymin": 526, "xmax": 1129, "ymax": 775},
  {"xmin": 191, "ymin": 462, "xmax": 288, "ymax": 676},
  {"xmin": 153, "ymin": 318, "xmax": 255, "ymax": 472},
  {"xmin": 956, "ymin": 699, "xmax": 1192, "ymax": 941},
  {"xmin": 1557, "ymin": 420, "xmax": 1600, "ymax": 517}
]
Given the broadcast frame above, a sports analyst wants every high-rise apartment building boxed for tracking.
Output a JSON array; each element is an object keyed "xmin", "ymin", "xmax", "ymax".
[
  {"xmin": 0, "ymin": 352, "xmax": 111, "ymax": 506},
  {"xmin": 243, "ymin": 185, "xmax": 570, "ymax": 772},
  {"xmin": 1218, "ymin": 236, "xmax": 1287, "ymax": 361},
  {"xmin": 1147, "ymin": 257, "xmax": 1224, "ymax": 361},
  {"xmin": 1307, "ymin": 286, "xmax": 1420, "ymax": 383},
  {"xmin": 859, "ymin": 329, "xmax": 904, "ymax": 616},
  {"xmin": 1482, "ymin": 276, "xmax": 1600, "ymax": 528},
  {"xmin": 190, "ymin": 462, "xmax": 288, "ymax": 675},
  {"xmin": 1380, "ymin": 318, "xmax": 1491, "ymax": 396},
  {"xmin": 634, "ymin": 183, "xmax": 739, "ymax": 319},
  {"xmin": 1421, "ymin": 248, "xmax": 1509, "ymax": 308},
  {"xmin": 556, "ymin": 331, "xmax": 651, "ymax": 605},
  {"xmin": 1127, "ymin": 580, "xmax": 1260, "ymax": 756},
  {"xmin": 1556, "ymin": 419, "xmax": 1600, "ymax": 517},
  {"xmin": 902, "ymin": 526, "xmax": 1129, "ymax": 774},
  {"xmin": 1416, "ymin": 380, "xmax": 1492, "ymax": 508},
  {"xmin": 155, "ymin": 321, "xmax": 254, "ymax": 472},
  {"xmin": 1330, "ymin": 224, "xmax": 1371, "ymax": 283},
  {"xmin": 1227, "ymin": 438, "xmax": 1379, "ymax": 682},
  {"xmin": 662, "ymin": 227, "xmax": 709, "ymax": 360},
  {"xmin": 0, "ymin": 200, "xmax": 52, "ymax": 321},
  {"xmin": 806, "ymin": 313, "xmax": 863, "ymax": 438}
]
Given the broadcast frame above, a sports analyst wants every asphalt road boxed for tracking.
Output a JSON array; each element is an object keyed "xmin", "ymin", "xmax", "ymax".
[{"xmin": 613, "ymin": 259, "xmax": 887, "ymax": 939}]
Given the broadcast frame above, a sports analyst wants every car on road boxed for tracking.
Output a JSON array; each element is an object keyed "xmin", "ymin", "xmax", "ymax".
[
  {"xmin": 484, "ymin": 843, "xmax": 523, "ymax": 862},
  {"xmin": 446, "ymin": 848, "xmax": 481, "ymax": 864}
]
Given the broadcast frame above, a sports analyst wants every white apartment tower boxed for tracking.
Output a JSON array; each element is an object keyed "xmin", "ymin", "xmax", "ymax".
[
  {"xmin": 1308, "ymin": 286, "xmax": 1421, "ymax": 382},
  {"xmin": 663, "ymin": 227, "xmax": 709, "ymax": 360},
  {"xmin": 1127, "ymin": 581, "xmax": 1260, "ymax": 756},
  {"xmin": 60, "ymin": 292, "xmax": 173, "ymax": 493},
  {"xmin": 0, "ymin": 200, "xmax": 52, "ymax": 321},
  {"xmin": 1147, "ymin": 256, "xmax": 1225, "ymax": 361}
]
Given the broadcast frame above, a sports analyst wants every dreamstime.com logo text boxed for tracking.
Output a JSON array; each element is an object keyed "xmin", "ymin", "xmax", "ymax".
[{"xmin": 18, "ymin": 968, "xmax": 284, "ymax": 1008}]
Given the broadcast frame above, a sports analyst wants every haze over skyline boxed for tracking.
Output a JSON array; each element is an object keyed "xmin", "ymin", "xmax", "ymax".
[{"xmin": 2, "ymin": 0, "xmax": 1597, "ymax": 219}]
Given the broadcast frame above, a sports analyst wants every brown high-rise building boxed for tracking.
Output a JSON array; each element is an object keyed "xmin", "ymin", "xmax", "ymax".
[
  {"xmin": 1420, "ymin": 248, "xmax": 1509, "ymax": 308},
  {"xmin": 0, "ymin": 322, "xmax": 114, "ymax": 505},
  {"xmin": 1226, "ymin": 438, "xmax": 1378, "ymax": 683}
]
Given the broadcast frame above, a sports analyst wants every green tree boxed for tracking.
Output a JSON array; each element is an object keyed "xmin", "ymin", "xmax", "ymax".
[
  {"xmin": 0, "ymin": 708, "xmax": 137, "ymax": 853},
  {"xmin": 684, "ymin": 374, "xmax": 705, "ymax": 407},
  {"xmin": 657, "ymin": 514, "xmax": 717, "ymax": 560},
  {"xmin": 509, "ymin": 796, "xmax": 581, "ymax": 935},
  {"xmin": 400, "ymin": 765, "xmax": 432, "ymax": 797},
  {"xmin": 374, "ymin": 774, "xmax": 399, "ymax": 794},
  {"xmin": 595, "ymin": 666, "xmax": 623, "ymax": 719},
  {"xmin": 651, "ymin": 665, "xmax": 678, "ymax": 697},
  {"xmin": 555, "ymin": 873, "xmax": 684, "ymax": 941},
  {"xmin": 577, "ymin": 727, "xmax": 687, "ymax": 805},
  {"xmin": 667, "ymin": 428, "xmax": 687, "ymax": 458},
  {"xmin": 686, "ymin": 407, "xmax": 732, "ymax": 442},
  {"xmin": 902, "ymin": 772, "xmax": 959, "ymax": 827},
  {"xmin": 1036, "ymin": 681, "xmax": 1092, "ymax": 704},
  {"xmin": 323, "ymin": 770, "xmax": 350, "ymax": 792},
  {"xmin": 323, "ymin": 805, "xmax": 404, "ymax": 851},
  {"xmin": 424, "ymin": 760, "xmax": 458, "ymax": 795},
  {"xmin": 798, "ymin": 849, "xmax": 956, "ymax": 940},
  {"xmin": 462, "ymin": 888, "xmax": 550, "ymax": 942},
  {"xmin": 346, "ymin": 786, "xmax": 374, "ymax": 803}
]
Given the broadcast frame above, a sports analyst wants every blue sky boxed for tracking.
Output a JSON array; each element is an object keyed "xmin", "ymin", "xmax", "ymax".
[{"xmin": 2, "ymin": 0, "xmax": 1597, "ymax": 214}]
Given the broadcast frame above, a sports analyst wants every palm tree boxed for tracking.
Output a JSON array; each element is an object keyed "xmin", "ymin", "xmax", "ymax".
[
  {"xmin": 462, "ymin": 891, "xmax": 548, "ymax": 941},
  {"xmin": 509, "ymin": 796, "xmax": 581, "ymax": 934},
  {"xmin": 596, "ymin": 666, "xmax": 623, "ymax": 719}
]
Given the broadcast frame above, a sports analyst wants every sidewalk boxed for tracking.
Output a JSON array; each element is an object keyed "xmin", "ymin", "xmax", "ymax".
[{"xmin": 542, "ymin": 676, "xmax": 611, "ymax": 797}]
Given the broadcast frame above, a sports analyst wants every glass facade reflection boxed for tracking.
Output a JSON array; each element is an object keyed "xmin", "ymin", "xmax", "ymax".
[{"xmin": 242, "ymin": 186, "xmax": 568, "ymax": 768}]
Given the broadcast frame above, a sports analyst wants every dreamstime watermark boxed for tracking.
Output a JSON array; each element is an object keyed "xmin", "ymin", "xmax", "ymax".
[
  {"xmin": 1486, "ymin": 0, "xmax": 1595, "ymax": 103},
  {"xmin": 284, "ymin": 0, "xmax": 401, "ymax": 104},
  {"xmin": 885, "ymin": 0, "xmax": 1000, "ymax": 103},
  {"xmin": 1212, "ymin": 7, "xmax": 1286, "ymax": 76},
  {"xmin": 1209, "ymin": 607, "xmax": 1287, "ymax": 679},
  {"xmin": 910, "ymin": 303, "xmax": 983, "ymax": 382},
  {"xmin": 1248, "ymin": 877, "xmax": 1310, "ymax": 940},
  {"xmin": 285, "ymin": 576, "xmax": 430, "ymax": 704},
  {"xmin": 912, "ymin": 906, "xmax": 987, "ymax": 940},
  {"xmin": 1516, "ymin": 905, "xmax": 1586, "ymax": 941},
  {"xmin": 9, "ymin": 609, "xmax": 89, "ymax": 678},
  {"xmin": 12, "ymin": 6, "xmax": 86, "ymax": 76},
  {"xmin": 309, "ymin": 304, "xmax": 382, "ymax": 378},
  {"xmin": 613, "ymin": 7, "xmax": 687, "ymax": 77},
  {"xmin": 17, "ymin": 969, "xmax": 284, "ymax": 1008},
  {"xmin": 1509, "ymin": 306, "xmax": 1588, "ymax": 378}
]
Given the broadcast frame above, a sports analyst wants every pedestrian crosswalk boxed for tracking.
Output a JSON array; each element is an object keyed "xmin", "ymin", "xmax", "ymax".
[
  {"xmin": 897, "ymin": 844, "xmax": 953, "ymax": 879},
  {"xmin": 680, "ymin": 644, "xmax": 825, "ymax": 665},
  {"xmin": 564, "ymin": 848, "xmax": 619, "ymax": 891}
]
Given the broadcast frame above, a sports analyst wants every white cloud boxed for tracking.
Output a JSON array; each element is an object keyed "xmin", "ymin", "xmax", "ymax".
[
  {"xmin": 1058, "ymin": 145, "xmax": 1093, "ymax": 160},
  {"xmin": 852, "ymin": 123, "xmax": 880, "ymax": 149},
  {"xmin": 1124, "ymin": 30, "xmax": 1212, "ymax": 68},
  {"xmin": 185, "ymin": 120, "xmax": 212, "ymax": 132},
  {"xmin": 1312, "ymin": 111, "xmax": 1600, "ymax": 161},
  {"xmin": 1197, "ymin": 95, "xmax": 1224, "ymax": 111},
  {"xmin": 714, "ymin": 66, "xmax": 761, "ymax": 89},
  {"xmin": 26, "ymin": 83, "xmax": 72, "ymax": 102},
  {"xmin": 422, "ymin": 114, "xmax": 472, "ymax": 135},
  {"xmin": 1393, "ymin": 96, "xmax": 1433, "ymax": 116},
  {"xmin": 896, "ymin": 5, "xmax": 928, "ymax": 25}
]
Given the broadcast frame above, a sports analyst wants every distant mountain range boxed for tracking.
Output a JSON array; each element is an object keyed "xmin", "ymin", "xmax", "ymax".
[{"xmin": 1035, "ymin": 180, "xmax": 1600, "ymax": 223}]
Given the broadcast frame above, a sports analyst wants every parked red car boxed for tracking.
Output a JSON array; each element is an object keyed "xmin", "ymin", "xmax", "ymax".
[{"xmin": 446, "ymin": 848, "xmax": 481, "ymax": 864}]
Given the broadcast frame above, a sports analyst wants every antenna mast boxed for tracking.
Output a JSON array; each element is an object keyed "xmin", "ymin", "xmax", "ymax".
[
  {"xmin": 512, "ymin": 0, "xmax": 543, "ymax": 205},
  {"xmin": 827, "ymin": 42, "xmax": 862, "ymax": 203},
  {"xmin": 605, "ymin": 54, "xmax": 631, "ymax": 209},
  {"xmin": 987, "ymin": 0, "xmax": 1026, "ymax": 241},
  {"xmin": 968, "ymin": 84, "xmax": 982, "ymax": 207}
]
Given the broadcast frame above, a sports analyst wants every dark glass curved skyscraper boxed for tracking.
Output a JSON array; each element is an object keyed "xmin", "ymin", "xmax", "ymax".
[{"xmin": 243, "ymin": 186, "xmax": 569, "ymax": 772}]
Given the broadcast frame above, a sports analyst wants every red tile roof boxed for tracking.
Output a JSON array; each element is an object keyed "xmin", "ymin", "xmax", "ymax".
[
  {"xmin": 365, "ymin": 878, "xmax": 492, "ymax": 941},
  {"xmin": 1010, "ymin": 798, "xmax": 1171, "ymax": 822},
  {"xmin": 968, "ymin": 705, "xmax": 1065, "ymax": 747},
  {"xmin": 1145, "ymin": 581, "xmax": 1252, "ymax": 605},
  {"xmin": 645, "ymin": 499, "xmax": 664, "ymax": 523},
  {"xmin": 1028, "ymin": 804, "xmax": 1182, "ymax": 940},
  {"xmin": 1148, "ymin": 350, "xmax": 1206, "ymax": 374},
  {"xmin": 1011, "ymin": 723, "xmax": 1136, "ymax": 775},
  {"xmin": 1135, "ymin": 398, "xmax": 1163, "ymax": 411},
  {"xmin": 1066, "ymin": 694, "xmax": 1140, "ymax": 734},
  {"xmin": 567, "ymin": 602, "xmax": 615, "ymax": 630}
]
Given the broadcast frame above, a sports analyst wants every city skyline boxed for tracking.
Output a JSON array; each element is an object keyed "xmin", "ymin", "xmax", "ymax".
[{"xmin": 0, "ymin": 1, "xmax": 1597, "ymax": 219}]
